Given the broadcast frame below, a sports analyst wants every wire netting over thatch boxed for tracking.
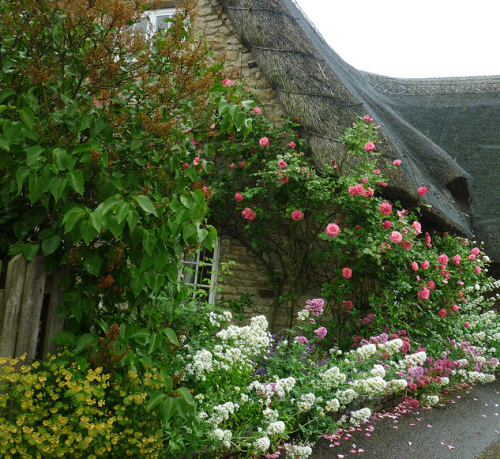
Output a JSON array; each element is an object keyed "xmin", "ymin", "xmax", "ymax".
[{"xmin": 219, "ymin": 0, "xmax": 500, "ymax": 260}]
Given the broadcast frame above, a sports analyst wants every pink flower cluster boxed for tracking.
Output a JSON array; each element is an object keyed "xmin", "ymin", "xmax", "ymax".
[
  {"xmin": 222, "ymin": 78, "xmax": 233, "ymax": 87},
  {"xmin": 305, "ymin": 298, "xmax": 324, "ymax": 316},
  {"xmin": 296, "ymin": 336, "xmax": 308, "ymax": 345},
  {"xmin": 314, "ymin": 327, "xmax": 327, "ymax": 340}
]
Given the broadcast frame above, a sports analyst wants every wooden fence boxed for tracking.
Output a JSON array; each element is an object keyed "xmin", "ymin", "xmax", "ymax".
[{"xmin": 0, "ymin": 254, "xmax": 66, "ymax": 363}]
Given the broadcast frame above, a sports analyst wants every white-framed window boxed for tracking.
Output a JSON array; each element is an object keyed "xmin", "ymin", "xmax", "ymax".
[
  {"xmin": 178, "ymin": 240, "xmax": 220, "ymax": 304},
  {"xmin": 132, "ymin": 8, "xmax": 175, "ymax": 36}
]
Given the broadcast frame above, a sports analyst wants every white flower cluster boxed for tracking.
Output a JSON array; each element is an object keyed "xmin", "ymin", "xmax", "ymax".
[
  {"xmin": 456, "ymin": 359, "xmax": 469, "ymax": 368},
  {"xmin": 325, "ymin": 398, "xmax": 340, "ymax": 413},
  {"xmin": 356, "ymin": 343, "xmax": 377, "ymax": 359},
  {"xmin": 350, "ymin": 407, "xmax": 371, "ymax": 426},
  {"xmin": 212, "ymin": 346, "xmax": 252, "ymax": 372},
  {"xmin": 313, "ymin": 366, "xmax": 346, "ymax": 390},
  {"xmin": 286, "ymin": 444, "xmax": 313, "ymax": 459},
  {"xmin": 254, "ymin": 436, "xmax": 271, "ymax": 452},
  {"xmin": 184, "ymin": 349, "xmax": 213, "ymax": 381},
  {"xmin": 211, "ymin": 428, "xmax": 232, "ymax": 447},
  {"xmin": 468, "ymin": 371, "xmax": 496, "ymax": 384},
  {"xmin": 207, "ymin": 310, "xmax": 232, "ymax": 328},
  {"xmin": 351, "ymin": 376, "xmax": 387, "ymax": 397},
  {"xmin": 297, "ymin": 309, "xmax": 309, "ymax": 321},
  {"xmin": 335, "ymin": 388, "xmax": 356, "ymax": 406},
  {"xmin": 474, "ymin": 331, "xmax": 486, "ymax": 342},
  {"xmin": 216, "ymin": 315, "xmax": 271, "ymax": 358},
  {"xmin": 263, "ymin": 407, "xmax": 279, "ymax": 422},
  {"xmin": 207, "ymin": 402, "xmax": 238, "ymax": 428},
  {"xmin": 297, "ymin": 393, "xmax": 316, "ymax": 412},
  {"xmin": 370, "ymin": 364, "xmax": 386, "ymax": 378},
  {"xmin": 267, "ymin": 421, "xmax": 286, "ymax": 435},
  {"xmin": 439, "ymin": 377, "xmax": 450, "ymax": 386},
  {"xmin": 276, "ymin": 376, "xmax": 296, "ymax": 393},
  {"xmin": 404, "ymin": 351, "xmax": 427, "ymax": 366},
  {"xmin": 379, "ymin": 338, "xmax": 403, "ymax": 354},
  {"xmin": 389, "ymin": 379, "xmax": 408, "ymax": 392},
  {"xmin": 420, "ymin": 394, "xmax": 439, "ymax": 406}
]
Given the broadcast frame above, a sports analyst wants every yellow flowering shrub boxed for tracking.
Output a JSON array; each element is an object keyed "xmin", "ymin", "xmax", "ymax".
[{"xmin": 0, "ymin": 353, "xmax": 164, "ymax": 458}]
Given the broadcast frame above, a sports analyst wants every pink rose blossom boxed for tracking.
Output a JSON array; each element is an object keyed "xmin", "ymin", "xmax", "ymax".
[
  {"xmin": 475, "ymin": 266, "xmax": 481, "ymax": 274},
  {"xmin": 373, "ymin": 169, "xmax": 380, "ymax": 174},
  {"xmin": 438, "ymin": 308, "xmax": 447, "ymax": 318},
  {"xmin": 314, "ymin": 327, "xmax": 327, "ymax": 340},
  {"xmin": 377, "ymin": 182, "xmax": 387, "ymax": 187},
  {"xmin": 427, "ymin": 280, "xmax": 435, "ymax": 290},
  {"xmin": 364, "ymin": 115, "xmax": 373, "ymax": 122},
  {"xmin": 471, "ymin": 247, "xmax": 480, "ymax": 256},
  {"xmin": 326, "ymin": 223, "xmax": 341, "ymax": 237},
  {"xmin": 222, "ymin": 78, "xmax": 233, "ymax": 87},
  {"xmin": 296, "ymin": 336, "xmax": 308, "ymax": 344},
  {"xmin": 364, "ymin": 187, "xmax": 374, "ymax": 198},
  {"xmin": 182, "ymin": 163, "xmax": 189, "ymax": 170},
  {"xmin": 438, "ymin": 254, "xmax": 449, "ymax": 265},
  {"xmin": 234, "ymin": 192, "xmax": 243, "ymax": 202},
  {"xmin": 259, "ymin": 137, "xmax": 270, "ymax": 147},
  {"xmin": 242, "ymin": 208, "xmax": 256, "ymax": 221},
  {"xmin": 390, "ymin": 231, "xmax": 403, "ymax": 244},
  {"xmin": 239, "ymin": 160, "xmax": 245, "ymax": 168},
  {"xmin": 458, "ymin": 280, "xmax": 464, "ymax": 286},
  {"xmin": 342, "ymin": 267, "xmax": 352, "ymax": 279},
  {"xmin": 393, "ymin": 159, "xmax": 401, "ymax": 166},
  {"xmin": 253, "ymin": 107, "xmax": 261, "ymax": 114},
  {"xmin": 193, "ymin": 156, "xmax": 200, "ymax": 165},
  {"xmin": 453, "ymin": 255, "xmax": 461, "ymax": 265},
  {"xmin": 418, "ymin": 186, "xmax": 428, "ymax": 196},
  {"xmin": 348, "ymin": 184, "xmax": 365, "ymax": 196},
  {"xmin": 412, "ymin": 262, "xmax": 419, "ymax": 271},
  {"xmin": 230, "ymin": 163, "xmax": 235, "ymax": 168},
  {"xmin": 362, "ymin": 177, "xmax": 369, "ymax": 184},
  {"xmin": 278, "ymin": 159, "xmax": 287, "ymax": 169},
  {"xmin": 421, "ymin": 260, "xmax": 430, "ymax": 270},
  {"xmin": 333, "ymin": 165, "xmax": 338, "ymax": 169},
  {"xmin": 291, "ymin": 210, "xmax": 303, "ymax": 221},
  {"xmin": 469, "ymin": 254, "xmax": 476, "ymax": 261},
  {"xmin": 402, "ymin": 241, "xmax": 413, "ymax": 250},
  {"xmin": 382, "ymin": 220, "xmax": 392, "ymax": 230},
  {"xmin": 191, "ymin": 136, "xmax": 199, "ymax": 146},
  {"xmin": 289, "ymin": 141, "xmax": 296, "ymax": 148},
  {"xmin": 418, "ymin": 288, "xmax": 430, "ymax": 300},
  {"xmin": 278, "ymin": 176, "xmax": 289, "ymax": 184},
  {"xmin": 452, "ymin": 304, "xmax": 459, "ymax": 312},
  {"xmin": 379, "ymin": 202, "xmax": 392, "ymax": 215},
  {"xmin": 464, "ymin": 322, "xmax": 470, "ymax": 328},
  {"xmin": 412, "ymin": 221, "xmax": 422, "ymax": 234},
  {"xmin": 364, "ymin": 142, "xmax": 376, "ymax": 152}
]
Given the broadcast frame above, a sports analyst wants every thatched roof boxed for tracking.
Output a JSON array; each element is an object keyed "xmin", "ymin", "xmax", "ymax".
[{"xmin": 220, "ymin": 0, "xmax": 500, "ymax": 260}]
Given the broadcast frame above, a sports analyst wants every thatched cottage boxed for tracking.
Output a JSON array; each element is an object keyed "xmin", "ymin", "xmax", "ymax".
[{"xmin": 155, "ymin": 0, "xmax": 500, "ymax": 328}]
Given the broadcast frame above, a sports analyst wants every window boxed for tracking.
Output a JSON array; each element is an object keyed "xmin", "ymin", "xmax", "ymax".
[
  {"xmin": 178, "ymin": 240, "xmax": 220, "ymax": 304},
  {"xmin": 132, "ymin": 8, "xmax": 175, "ymax": 36}
]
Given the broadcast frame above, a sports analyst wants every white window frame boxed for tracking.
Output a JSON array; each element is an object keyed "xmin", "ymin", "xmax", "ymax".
[
  {"xmin": 131, "ymin": 8, "xmax": 176, "ymax": 37},
  {"xmin": 178, "ymin": 239, "xmax": 220, "ymax": 304}
]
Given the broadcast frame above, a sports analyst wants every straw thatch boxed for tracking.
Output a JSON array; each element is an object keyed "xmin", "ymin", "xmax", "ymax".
[{"xmin": 219, "ymin": 0, "xmax": 500, "ymax": 261}]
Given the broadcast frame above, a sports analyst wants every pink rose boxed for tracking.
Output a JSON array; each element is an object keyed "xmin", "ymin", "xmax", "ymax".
[
  {"xmin": 239, "ymin": 160, "xmax": 245, "ymax": 168},
  {"xmin": 222, "ymin": 78, "xmax": 233, "ymax": 87},
  {"xmin": 361, "ymin": 177, "xmax": 369, "ymax": 184},
  {"xmin": 253, "ymin": 107, "xmax": 261, "ymax": 114},
  {"xmin": 364, "ymin": 115, "xmax": 373, "ymax": 122},
  {"xmin": 379, "ymin": 202, "xmax": 392, "ymax": 215},
  {"xmin": 418, "ymin": 186, "xmax": 428, "ymax": 196},
  {"xmin": 411, "ymin": 262, "xmax": 418, "ymax": 271},
  {"xmin": 453, "ymin": 255, "xmax": 461, "ymax": 265},
  {"xmin": 234, "ymin": 192, "xmax": 243, "ymax": 202},
  {"xmin": 464, "ymin": 322, "xmax": 470, "ymax": 328},
  {"xmin": 373, "ymin": 169, "xmax": 380, "ymax": 174},
  {"xmin": 427, "ymin": 280, "xmax": 435, "ymax": 290},
  {"xmin": 393, "ymin": 159, "xmax": 401, "ymax": 166},
  {"xmin": 191, "ymin": 136, "xmax": 199, "ymax": 146},
  {"xmin": 377, "ymin": 182, "xmax": 387, "ymax": 187},
  {"xmin": 421, "ymin": 260, "xmax": 430, "ymax": 270},
  {"xmin": 193, "ymin": 156, "xmax": 200, "ymax": 165},
  {"xmin": 452, "ymin": 304, "xmax": 459, "ymax": 312},
  {"xmin": 278, "ymin": 176, "xmax": 289, "ymax": 184},
  {"xmin": 438, "ymin": 254, "xmax": 449, "ymax": 265},
  {"xmin": 333, "ymin": 165, "xmax": 338, "ymax": 169},
  {"xmin": 183, "ymin": 163, "xmax": 189, "ymax": 170},
  {"xmin": 342, "ymin": 267, "xmax": 352, "ymax": 279},
  {"xmin": 230, "ymin": 163, "xmax": 235, "ymax": 168},
  {"xmin": 314, "ymin": 327, "xmax": 327, "ymax": 340},
  {"xmin": 412, "ymin": 221, "xmax": 422, "ymax": 234},
  {"xmin": 364, "ymin": 142, "xmax": 376, "ymax": 152},
  {"xmin": 382, "ymin": 220, "xmax": 392, "ymax": 229},
  {"xmin": 242, "ymin": 208, "xmax": 256, "ymax": 221},
  {"xmin": 348, "ymin": 184, "xmax": 365, "ymax": 196},
  {"xmin": 291, "ymin": 210, "xmax": 303, "ymax": 221},
  {"xmin": 471, "ymin": 247, "xmax": 480, "ymax": 256},
  {"xmin": 278, "ymin": 159, "xmax": 287, "ymax": 169},
  {"xmin": 259, "ymin": 137, "xmax": 270, "ymax": 147},
  {"xmin": 364, "ymin": 187, "xmax": 374, "ymax": 198},
  {"xmin": 390, "ymin": 231, "xmax": 403, "ymax": 244},
  {"xmin": 438, "ymin": 308, "xmax": 447, "ymax": 318},
  {"xmin": 418, "ymin": 288, "xmax": 430, "ymax": 300},
  {"xmin": 469, "ymin": 254, "xmax": 476, "ymax": 261},
  {"xmin": 402, "ymin": 241, "xmax": 413, "ymax": 250},
  {"xmin": 326, "ymin": 223, "xmax": 340, "ymax": 237},
  {"xmin": 289, "ymin": 141, "xmax": 296, "ymax": 148},
  {"xmin": 475, "ymin": 266, "xmax": 481, "ymax": 274}
]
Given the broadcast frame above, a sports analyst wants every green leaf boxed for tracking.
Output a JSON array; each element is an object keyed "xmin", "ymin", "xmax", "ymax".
[
  {"xmin": 127, "ymin": 209, "xmax": 140, "ymax": 233},
  {"xmin": 42, "ymin": 234, "xmax": 61, "ymax": 255},
  {"xmin": 49, "ymin": 176, "xmax": 67, "ymax": 202},
  {"xmin": 83, "ymin": 255, "xmax": 101, "ymax": 277},
  {"xmin": 26, "ymin": 145, "xmax": 44, "ymax": 166},
  {"xmin": 89, "ymin": 210, "xmax": 103, "ymax": 233},
  {"xmin": 72, "ymin": 143, "xmax": 94, "ymax": 156},
  {"xmin": 185, "ymin": 166, "xmax": 197, "ymax": 183},
  {"xmin": 134, "ymin": 195, "xmax": 156, "ymax": 214},
  {"xmin": 62, "ymin": 207, "xmax": 84, "ymax": 233},
  {"xmin": 50, "ymin": 330, "xmax": 77, "ymax": 346},
  {"xmin": 161, "ymin": 397, "xmax": 178, "ymax": 422},
  {"xmin": 71, "ymin": 300, "xmax": 84, "ymax": 322},
  {"xmin": 130, "ymin": 139, "xmax": 142, "ymax": 150},
  {"xmin": 75, "ymin": 334, "xmax": 93, "ymax": 355},
  {"xmin": 81, "ymin": 220, "xmax": 97, "ymax": 243},
  {"xmin": 242, "ymin": 100, "xmax": 257, "ymax": 110},
  {"xmin": 148, "ymin": 333, "xmax": 161, "ymax": 354},
  {"xmin": 53, "ymin": 148, "xmax": 69, "ymax": 171},
  {"xmin": 16, "ymin": 166, "xmax": 31, "ymax": 193},
  {"xmin": 177, "ymin": 387, "xmax": 194, "ymax": 406},
  {"xmin": 28, "ymin": 175, "xmax": 46, "ymax": 204},
  {"xmin": 0, "ymin": 134, "xmax": 9, "ymax": 151},
  {"xmin": 0, "ymin": 88, "xmax": 15, "ymax": 104},
  {"xmin": 165, "ymin": 327, "xmax": 179, "ymax": 346},
  {"xmin": 147, "ymin": 391, "xmax": 167, "ymax": 410},
  {"xmin": 67, "ymin": 170, "xmax": 84, "ymax": 195},
  {"xmin": 23, "ymin": 244, "xmax": 39, "ymax": 262},
  {"xmin": 161, "ymin": 370, "xmax": 174, "ymax": 392},
  {"xmin": 19, "ymin": 107, "xmax": 35, "ymax": 130},
  {"xmin": 183, "ymin": 223, "xmax": 196, "ymax": 242},
  {"xmin": 143, "ymin": 231, "xmax": 157, "ymax": 256}
]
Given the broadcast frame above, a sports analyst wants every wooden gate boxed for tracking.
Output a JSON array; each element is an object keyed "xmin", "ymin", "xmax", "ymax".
[{"xmin": 0, "ymin": 254, "xmax": 66, "ymax": 363}]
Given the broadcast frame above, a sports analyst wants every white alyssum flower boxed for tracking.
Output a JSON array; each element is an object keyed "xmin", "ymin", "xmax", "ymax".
[
  {"xmin": 356, "ymin": 343, "xmax": 377, "ymax": 359},
  {"xmin": 276, "ymin": 376, "xmax": 296, "ymax": 393},
  {"xmin": 439, "ymin": 377, "xmax": 450, "ymax": 386},
  {"xmin": 267, "ymin": 421, "xmax": 286, "ymax": 435},
  {"xmin": 297, "ymin": 393, "xmax": 316, "ymax": 412},
  {"xmin": 194, "ymin": 394, "xmax": 205, "ymax": 401},
  {"xmin": 389, "ymin": 379, "xmax": 408, "ymax": 392},
  {"xmin": 335, "ymin": 388, "xmax": 356, "ymax": 406},
  {"xmin": 404, "ymin": 351, "xmax": 427, "ymax": 366},
  {"xmin": 350, "ymin": 407, "xmax": 371, "ymax": 426},
  {"xmin": 315, "ymin": 366, "xmax": 346, "ymax": 390},
  {"xmin": 351, "ymin": 376, "xmax": 387, "ymax": 397},
  {"xmin": 325, "ymin": 398, "xmax": 340, "ymax": 412},
  {"xmin": 297, "ymin": 309, "xmax": 310, "ymax": 321},
  {"xmin": 263, "ymin": 407, "xmax": 279, "ymax": 422},
  {"xmin": 370, "ymin": 364, "xmax": 386, "ymax": 378},
  {"xmin": 286, "ymin": 444, "xmax": 313, "ymax": 459},
  {"xmin": 240, "ymin": 393, "xmax": 249, "ymax": 403},
  {"xmin": 254, "ymin": 436, "xmax": 271, "ymax": 452},
  {"xmin": 379, "ymin": 338, "xmax": 403, "ymax": 354},
  {"xmin": 184, "ymin": 349, "xmax": 213, "ymax": 381},
  {"xmin": 421, "ymin": 394, "xmax": 439, "ymax": 406}
]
